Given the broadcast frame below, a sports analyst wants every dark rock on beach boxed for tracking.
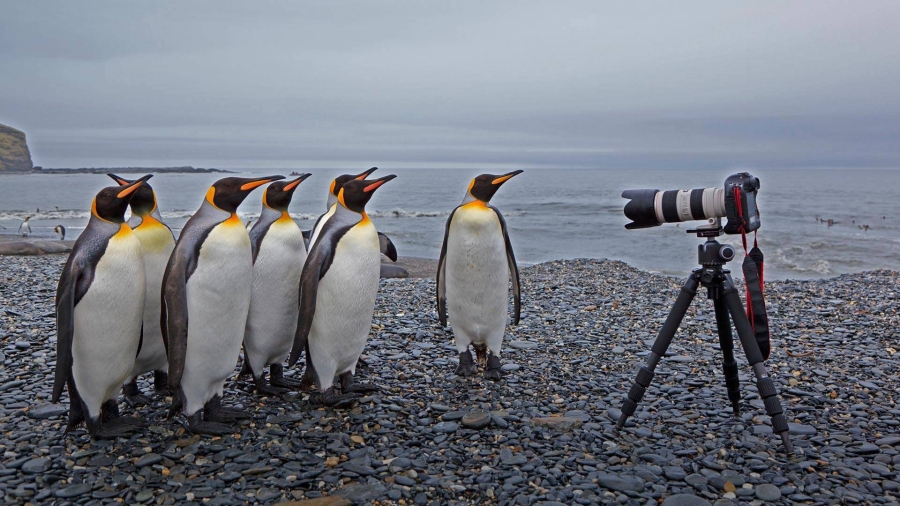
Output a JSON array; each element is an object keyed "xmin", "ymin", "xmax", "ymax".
[{"xmin": 0, "ymin": 255, "xmax": 898, "ymax": 505}]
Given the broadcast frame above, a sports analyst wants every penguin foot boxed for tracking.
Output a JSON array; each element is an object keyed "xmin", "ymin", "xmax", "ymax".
[
  {"xmin": 105, "ymin": 415, "xmax": 147, "ymax": 429},
  {"xmin": 187, "ymin": 412, "xmax": 235, "ymax": 436},
  {"xmin": 340, "ymin": 372, "xmax": 379, "ymax": 393},
  {"xmin": 297, "ymin": 371, "xmax": 317, "ymax": 392},
  {"xmin": 356, "ymin": 357, "xmax": 370, "ymax": 369},
  {"xmin": 484, "ymin": 353, "xmax": 504, "ymax": 381},
  {"xmin": 124, "ymin": 393, "xmax": 153, "ymax": 407},
  {"xmin": 255, "ymin": 379, "xmax": 290, "ymax": 397},
  {"xmin": 204, "ymin": 395, "xmax": 252, "ymax": 422},
  {"xmin": 269, "ymin": 364, "xmax": 305, "ymax": 389},
  {"xmin": 93, "ymin": 425, "xmax": 136, "ymax": 439},
  {"xmin": 321, "ymin": 388, "xmax": 361, "ymax": 409},
  {"xmin": 455, "ymin": 350, "xmax": 478, "ymax": 377}
]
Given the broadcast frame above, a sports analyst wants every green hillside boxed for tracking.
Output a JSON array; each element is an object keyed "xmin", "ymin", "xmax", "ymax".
[{"xmin": 0, "ymin": 123, "xmax": 34, "ymax": 172}]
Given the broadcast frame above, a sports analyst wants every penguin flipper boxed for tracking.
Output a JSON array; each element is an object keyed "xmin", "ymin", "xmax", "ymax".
[
  {"xmin": 160, "ymin": 254, "xmax": 191, "ymax": 391},
  {"xmin": 378, "ymin": 232, "xmax": 398, "ymax": 262},
  {"xmin": 53, "ymin": 264, "xmax": 78, "ymax": 403},
  {"xmin": 491, "ymin": 206, "xmax": 521, "ymax": 325},
  {"xmin": 289, "ymin": 222, "xmax": 352, "ymax": 366},
  {"xmin": 436, "ymin": 208, "xmax": 458, "ymax": 327},
  {"xmin": 249, "ymin": 216, "xmax": 276, "ymax": 264}
]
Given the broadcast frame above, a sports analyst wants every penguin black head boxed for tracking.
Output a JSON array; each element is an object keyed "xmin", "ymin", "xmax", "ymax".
[
  {"xmin": 206, "ymin": 176, "xmax": 286, "ymax": 213},
  {"xmin": 339, "ymin": 174, "xmax": 397, "ymax": 213},
  {"xmin": 264, "ymin": 173, "xmax": 312, "ymax": 211},
  {"xmin": 92, "ymin": 175, "xmax": 153, "ymax": 223},
  {"xmin": 107, "ymin": 173, "xmax": 157, "ymax": 216},
  {"xmin": 468, "ymin": 170, "xmax": 524, "ymax": 203},
  {"xmin": 330, "ymin": 167, "xmax": 378, "ymax": 197}
]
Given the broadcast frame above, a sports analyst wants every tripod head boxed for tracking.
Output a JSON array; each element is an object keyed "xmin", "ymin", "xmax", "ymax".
[{"xmin": 687, "ymin": 218, "xmax": 736, "ymax": 267}]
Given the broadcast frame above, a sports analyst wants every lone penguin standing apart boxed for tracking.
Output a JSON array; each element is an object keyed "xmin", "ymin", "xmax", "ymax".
[
  {"xmin": 289, "ymin": 175, "xmax": 396, "ymax": 407},
  {"xmin": 53, "ymin": 175, "xmax": 152, "ymax": 438},
  {"xmin": 241, "ymin": 174, "xmax": 312, "ymax": 395},
  {"xmin": 19, "ymin": 216, "xmax": 31, "ymax": 237},
  {"xmin": 437, "ymin": 170, "xmax": 523, "ymax": 380},
  {"xmin": 162, "ymin": 175, "xmax": 284, "ymax": 435},
  {"xmin": 107, "ymin": 173, "xmax": 176, "ymax": 405}
]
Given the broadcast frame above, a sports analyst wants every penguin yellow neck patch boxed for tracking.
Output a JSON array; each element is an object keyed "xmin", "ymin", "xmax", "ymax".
[
  {"xmin": 276, "ymin": 211, "xmax": 293, "ymax": 223},
  {"xmin": 223, "ymin": 213, "xmax": 242, "ymax": 227},
  {"xmin": 112, "ymin": 222, "xmax": 131, "ymax": 239},
  {"xmin": 462, "ymin": 200, "xmax": 489, "ymax": 210}
]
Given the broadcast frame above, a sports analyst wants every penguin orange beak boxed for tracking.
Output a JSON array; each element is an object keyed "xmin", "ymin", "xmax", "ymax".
[
  {"xmin": 107, "ymin": 173, "xmax": 131, "ymax": 187},
  {"xmin": 363, "ymin": 174, "xmax": 397, "ymax": 193},
  {"xmin": 492, "ymin": 169, "xmax": 524, "ymax": 186},
  {"xmin": 354, "ymin": 167, "xmax": 379, "ymax": 180},
  {"xmin": 116, "ymin": 174, "xmax": 153, "ymax": 198},
  {"xmin": 240, "ymin": 175, "xmax": 285, "ymax": 191},
  {"xmin": 283, "ymin": 173, "xmax": 312, "ymax": 192}
]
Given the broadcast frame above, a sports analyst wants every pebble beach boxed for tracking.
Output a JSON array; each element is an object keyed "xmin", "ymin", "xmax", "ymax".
[{"xmin": 1, "ymin": 254, "xmax": 899, "ymax": 506}]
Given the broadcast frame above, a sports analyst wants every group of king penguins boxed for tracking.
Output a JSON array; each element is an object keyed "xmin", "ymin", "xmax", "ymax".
[{"xmin": 52, "ymin": 167, "xmax": 524, "ymax": 438}]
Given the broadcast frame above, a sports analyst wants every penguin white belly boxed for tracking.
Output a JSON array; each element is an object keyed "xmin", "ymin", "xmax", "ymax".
[
  {"xmin": 72, "ymin": 230, "xmax": 145, "ymax": 418},
  {"xmin": 181, "ymin": 220, "xmax": 253, "ymax": 415},
  {"xmin": 244, "ymin": 219, "xmax": 306, "ymax": 375},
  {"xmin": 308, "ymin": 221, "xmax": 380, "ymax": 385},
  {"xmin": 308, "ymin": 204, "xmax": 336, "ymax": 249},
  {"xmin": 131, "ymin": 222, "xmax": 175, "ymax": 378},
  {"xmin": 445, "ymin": 206, "xmax": 509, "ymax": 351}
]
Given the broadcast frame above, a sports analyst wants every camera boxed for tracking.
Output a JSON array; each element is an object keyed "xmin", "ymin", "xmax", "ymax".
[{"xmin": 622, "ymin": 172, "xmax": 760, "ymax": 234}]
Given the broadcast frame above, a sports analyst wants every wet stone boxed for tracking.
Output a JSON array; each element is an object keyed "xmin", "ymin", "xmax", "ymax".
[
  {"xmin": 55, "ymin": 483, "xmax": 92, "ymax": 499},
  {"xmin": 28, "ymin": 403, "xmax": 66, "ymax": 419},
  {"xmin": 433, "ymin": 421, "xmax": 459, "ymax": 433},
  {"xmin": 662, "ymin": 494, "xmax": 712, "ymax": 506},
  {"xmin": 461, "ymin": 410, "xmax": 492, "ymax": 429},
  {"xmin": 755, "ymin": 483, "xmax": 782, "ymax": 502},
  {"xmin": 21, "ymin": 458, "xmax": 51, "ymax": 474},
  {"xmin": 135, "ymin": 453, "xmax": 162, "ymax": 468}
]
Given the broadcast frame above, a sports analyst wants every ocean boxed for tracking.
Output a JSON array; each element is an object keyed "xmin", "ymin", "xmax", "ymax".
[{"xmin": 0, "ymin": 168, "xmax": 896, "ymax": 280}]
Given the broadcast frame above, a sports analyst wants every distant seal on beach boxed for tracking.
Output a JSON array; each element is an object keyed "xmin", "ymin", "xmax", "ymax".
[
  {"xmin": 107, "ymin": 173, "xmax": 176, "ymax": 406},
  {"xmin": 437, "ymin": 170, "xmax": 522, "ymax": 380},
  {"xmin": 289, "ymin": 175, "xmax": 396, "ymax": 407},
  {"xmin": 162, "ymin": 175, "xmax": 284, "ymax": 435},
  {"xmin": 53, "ymin": 176, "xmax": 151, "ymax": 438},
  {"xmin": 240, "ymin": 174, "xmax": 311, "ymax": 396}
]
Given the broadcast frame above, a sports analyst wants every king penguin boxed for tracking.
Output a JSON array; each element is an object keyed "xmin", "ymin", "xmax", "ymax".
[
  {"xmin": 241, "ymin": 174, "xmax": 312, "ymax": 395},
  {"xmin": 437, "ymin": 170, "xmax": 523, "ymax": 380},
  {"xmin": 107, "ymin": 173, "xmax": 176, "ymax": 405},
  {"xmin": 289, "ymin": 175, "xmax": 396, "ymax": 407},
  {"xmin": 53, "ymin": 175, "xmax": 152, "ymax": 438},
  {"xmin": 162, "ymin": 175, "xmax": 284, "ymax": 435}
]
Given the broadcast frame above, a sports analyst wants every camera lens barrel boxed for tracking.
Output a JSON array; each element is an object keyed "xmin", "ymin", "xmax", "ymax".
[{"xmin": 623, "ymin": 187, "xmax": 725, "ymax": 229}]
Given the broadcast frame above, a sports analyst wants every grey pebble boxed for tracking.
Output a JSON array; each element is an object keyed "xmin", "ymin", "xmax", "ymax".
[{"xmin": 755, "ymin": 483, "xmax": 782, "ymax": 502}]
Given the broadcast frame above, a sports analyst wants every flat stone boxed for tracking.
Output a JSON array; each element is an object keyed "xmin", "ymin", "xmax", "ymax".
[
  {"xmin": 461, "ymin": 411, "xmax": 492, "ymax": 429},
  {"xmin": 22, "ymin": 458, "xmax": 51, "ymax": 474},
  {"xmin": 663, "ymin": 465, "xmax": 687, "ymax": 481},
  {"xmin": 441, "ymin": 410, "xmax": 467, "ymax": 421},
  {"xmin": 531, "ymin": 417, "xmax": 582, "ymax": 431},
  {"xmin": 135, "ymin": 490, "xmax": 154, "ymax": 503},
  {"xmin": 662, "ymin": 494, "xmax": 711, "ymax": 506},
  {"xmin": 29, "ymin": 403, "xmax": 67, "ymax": 419},
  {"xmin": 501, "ymin": 363, "xmax": 520, "ymax": 371},
  {"xmin": 851, "ymin": 442, "xmax": 880, "ymax": 454},
  {"xmin": 508, "ymin": 340, "xmax": 538, "ymax": 350},
  {"xmin": 135, "ymin": 453, "xmax": 162, "ymax": 468},
  {"xmin": 596, "ymin": 473, "xmax": 645, "ymax": 492},
  {"xmin": 55, "ymin": 483, "xmax": 92, "ymax": 499},
  {"xmin": 433, "ymin": 421, "xmax": 459, "ymax": 433},
  {"xmin": 875, "ymin": 436, "xmax": 900, "ymax": 446},
  {"xmin": 612, "ymin": 346, "xmax": 625, "ymax": 354},
  {"xmin": 788, "ymin": 423, "xmax": 817, "ymax": 436},
  {"xmin": 755, "ymin": 483, "xmax": 782, "ymax": 502},
  {"xmin": 334, "ymin": 483, "xmax": 387, "ymax": 502},
  {"xmin": 274, "ymin": 498, "xmax": 351, "ymax": 506}
]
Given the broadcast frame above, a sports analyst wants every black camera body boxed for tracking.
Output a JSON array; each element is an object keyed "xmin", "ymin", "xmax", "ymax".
[
  {"xmin": 622, "ymin": 172, "xmax": 761, "ymax": 234},
  {"xmin": 723, "ymin": 172, "xmax": 760, "ymax": 234}
]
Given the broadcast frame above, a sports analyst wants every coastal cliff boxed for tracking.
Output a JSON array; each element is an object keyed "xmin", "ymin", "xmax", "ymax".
[{"xmin": 0, "ymin": 123, "xmax": 34, "ymax": 172}]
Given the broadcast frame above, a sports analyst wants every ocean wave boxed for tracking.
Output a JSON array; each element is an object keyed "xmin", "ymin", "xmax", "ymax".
[
  {"xmin": 0, "ymin": 210, "xmax": 90, "ymax": 221},
  {"xmin": 368, "ymin": 208, "xmax": 527, "ymax": 218},
  {"xmin": 767, "ymin": 247, "xmax": 833, "ymax": 275}
]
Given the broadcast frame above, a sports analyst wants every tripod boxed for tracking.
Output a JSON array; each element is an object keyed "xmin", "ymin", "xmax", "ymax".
[{"xmin": 616, "ymin": 220, "xmax": 792, "ymax": 453}]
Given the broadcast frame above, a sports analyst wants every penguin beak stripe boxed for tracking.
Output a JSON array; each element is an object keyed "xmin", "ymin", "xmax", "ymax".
[
  {"xmin": 364, "ymin": 180, "xmax": 387, "ymax": 193},
  {"xmin": 240, "ymin": 179, "xmax": 276, "ymax": 191},
  {"xmin": 284, "ymin": 180, "xmax": 302, "ymax": 191},
  {"xmin": 116, "ymin": 175, "xmax": 152, "ymax": 198},
  {"xmin": 117, "ymin": 182, "xmax": 143, "ymax": 198},
  {"xmin": 492, "ymin": 170, "xmax": 523, "ymax": 185},
  {"xmin": 356, "ymin": 167, "xmax": 378, "ymax": 180}
]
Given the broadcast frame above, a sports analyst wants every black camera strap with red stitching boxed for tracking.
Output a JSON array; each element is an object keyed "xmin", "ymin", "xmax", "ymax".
[{"xmin": 734, "ymin": 187, "xmax": 771, "ymax": 360}]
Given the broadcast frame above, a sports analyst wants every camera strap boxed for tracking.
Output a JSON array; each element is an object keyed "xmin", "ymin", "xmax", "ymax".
[{"xmin": 737, "ymin": 194, "xmax": 771, "ymax": 360}]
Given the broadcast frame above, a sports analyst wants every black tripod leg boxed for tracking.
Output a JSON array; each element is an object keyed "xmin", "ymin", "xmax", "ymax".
[
  {"xmin": 713, "ymin": 295, "xmax": 741, "ymax": 416},
  {"xmin": 617, "ymin": 271, "xmax": 700, "ymax": 430},
  {"xmin": 722, "ymin": 275, "xmax": 793, "ymax": 454}
]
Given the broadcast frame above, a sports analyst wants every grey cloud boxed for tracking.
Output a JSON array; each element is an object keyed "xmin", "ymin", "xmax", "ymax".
[{"xmin": 2, "ymin": 1, "xmax": 899, "ymax": 169}]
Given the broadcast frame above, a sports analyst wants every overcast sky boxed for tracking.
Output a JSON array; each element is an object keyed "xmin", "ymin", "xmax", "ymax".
[{"xmin": 2, "ymin": 1, "xmax": 898, "ymax": 169}]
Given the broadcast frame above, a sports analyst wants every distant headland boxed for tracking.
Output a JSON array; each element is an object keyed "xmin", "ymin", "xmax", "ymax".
[{"xmin": 32, "ymin": 166, "xmax": 234, "ymax": 174}]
